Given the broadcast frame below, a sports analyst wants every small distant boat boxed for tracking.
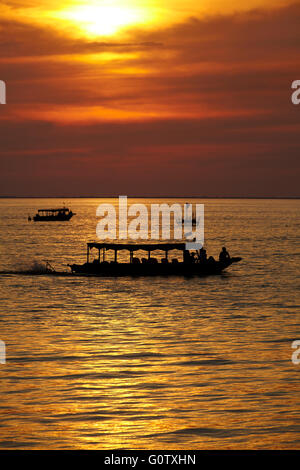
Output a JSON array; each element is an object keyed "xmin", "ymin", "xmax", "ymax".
[
  {"xmin": 179, "ymin": 202, "xmax": 200, "ymax": 226},
  {"xmin": 179, "ymin": 216, "xmax": 200, "ymax": 226},
  {"xmin": 68, "ymin": 242, "xmax": 242, "ymax": 277},
  {"xmin": 31, "ymin": 207, "xmax": 75, "ymax": 222}
]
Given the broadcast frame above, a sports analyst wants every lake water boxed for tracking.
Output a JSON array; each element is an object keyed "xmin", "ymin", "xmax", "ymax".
[{"xmin": 0, "ymin": 198, "xmax": 299, "ymax": 449}]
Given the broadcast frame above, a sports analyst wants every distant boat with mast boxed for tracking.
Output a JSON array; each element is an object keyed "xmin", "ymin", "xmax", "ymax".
[{"xmin": 179, "ymin": 202, "xmax": 200, "ymax": 226}]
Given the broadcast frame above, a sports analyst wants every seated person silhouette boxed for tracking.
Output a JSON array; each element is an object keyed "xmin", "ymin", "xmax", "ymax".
[
  {"xmin": 199, "ymin": 247, "xmax": 207, "ymax": 263},
  {"xmin": 219, "ymin": 247, "xmax": 230, "ymax": 263},
  {"xmin": 190, "ymin": 252, "xmax": 196, "ymax": 263}
]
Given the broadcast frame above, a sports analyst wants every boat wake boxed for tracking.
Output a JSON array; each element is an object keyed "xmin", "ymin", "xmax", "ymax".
[{"xmin": 0, "ymin": 261, "xmax": 69, "ymax": 276}]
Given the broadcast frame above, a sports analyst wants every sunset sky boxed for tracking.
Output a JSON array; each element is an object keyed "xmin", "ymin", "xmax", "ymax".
[{"xmin": 0, "ymin": 0, "xmax": 300, "ymax": 196}]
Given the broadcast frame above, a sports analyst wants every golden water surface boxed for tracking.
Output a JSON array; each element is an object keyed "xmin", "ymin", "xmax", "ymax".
[{"xmin": 0, "ymin": 198, "xmax": 299, "ymax": 449}]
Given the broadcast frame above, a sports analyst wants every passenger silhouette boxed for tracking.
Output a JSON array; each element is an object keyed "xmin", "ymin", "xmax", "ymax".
[
  {"xmin": 219, "ymin": 247, "xmax": 230, "ymax": 263},
  {"xmin": 199, "ymin": 247, "xmax": 207, "ymax": 263}
]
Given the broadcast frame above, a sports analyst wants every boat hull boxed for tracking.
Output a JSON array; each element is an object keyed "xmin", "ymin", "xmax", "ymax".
[
  {"xmin": 33, "ymin": 213, "xmax": 74, "ymax": 221},
  {"xmin": 68, "ymin": 257, "xmax": 242, "ymax": 277}
]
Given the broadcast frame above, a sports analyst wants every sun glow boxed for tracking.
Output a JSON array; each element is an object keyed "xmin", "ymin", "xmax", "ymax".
[{"xmin": 57, "ymin": 3, "xmax": 149, "ymax": 37}]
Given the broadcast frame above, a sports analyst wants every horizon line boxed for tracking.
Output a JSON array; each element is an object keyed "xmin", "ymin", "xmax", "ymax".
[{"xmin": 0, "ymin": 196, "xmax": 299, "ymax": 200}]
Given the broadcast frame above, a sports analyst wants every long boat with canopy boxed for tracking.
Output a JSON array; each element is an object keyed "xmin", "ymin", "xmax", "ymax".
[
  {"xmin": 68, "ymin": 242, "xmax": 242, "ymax": 276},
  {"xmin": 31, "ymin": 207, "xmax": 75, "ymax": 222}
]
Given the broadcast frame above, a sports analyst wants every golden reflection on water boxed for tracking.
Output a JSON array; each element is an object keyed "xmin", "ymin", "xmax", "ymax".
[{"xmin": 0, "ymin": 199, "xmax": 299, "ymax": 449}]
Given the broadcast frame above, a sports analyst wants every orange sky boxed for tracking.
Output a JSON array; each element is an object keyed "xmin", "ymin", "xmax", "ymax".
[{"xmin": 0, "ymin": 0, "xmax": 300, "ymax": 196}]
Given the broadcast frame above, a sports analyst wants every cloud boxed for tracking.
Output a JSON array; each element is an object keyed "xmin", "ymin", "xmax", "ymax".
[
  {"xmin": 0, "ymin": 18, "xmax": 163, "ymax": 58},
  {"xmin": 0, "ymin": 2, "xmax": 300, "ymax": 196}
]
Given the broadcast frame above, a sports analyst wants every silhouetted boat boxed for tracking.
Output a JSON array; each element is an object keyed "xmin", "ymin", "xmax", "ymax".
[
  {"xmin": 179, "ymin": 216, "xmax": 200, "ymax": 226},
  {"xmin": 32, "ymin": 207, "xmax": 75, "ymax": 222},
  {"xmin": 68, "ymin": 242, "xmax": 242, "ymax": 277},
  {"xmin": 179, "ymin": 202, "xmax": 200, "ymax": 225}
]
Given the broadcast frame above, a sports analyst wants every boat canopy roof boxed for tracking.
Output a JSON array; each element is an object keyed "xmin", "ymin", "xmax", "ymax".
[
  {"xmin": 88, "ymin": 242, "xmax": 187, "ymax": 252},
  {"xmin": 38, "ymin": 208, "xmax": 69, "ymax": 212}
]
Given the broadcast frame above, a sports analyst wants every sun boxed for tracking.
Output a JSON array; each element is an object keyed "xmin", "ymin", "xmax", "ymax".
[{"xmin": 56, "ymin": 2, "xmax": 149, "ymax": 37}]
